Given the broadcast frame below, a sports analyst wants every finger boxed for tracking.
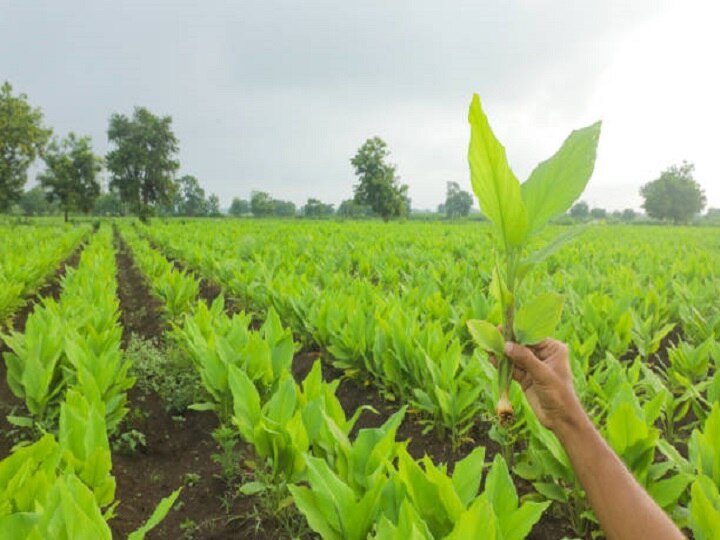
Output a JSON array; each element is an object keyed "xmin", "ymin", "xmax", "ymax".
[
  {"xmin": 504, "ymin": 342, "xmax": 546, "ymax": 379},
  {"xmin": 512, "ymin": 366, "xmax": 526, "ymax": 382}
]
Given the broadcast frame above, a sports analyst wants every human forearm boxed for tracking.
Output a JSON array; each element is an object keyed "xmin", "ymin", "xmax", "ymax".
[{"xmin": 555, "ymin": 408, "xmax": 684, "ymax": 540}]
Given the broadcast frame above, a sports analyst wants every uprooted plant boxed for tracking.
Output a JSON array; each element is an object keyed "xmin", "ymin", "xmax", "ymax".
[{"xmin": 466, "ymin": 94, "xmax": 601, "ymax": 424}]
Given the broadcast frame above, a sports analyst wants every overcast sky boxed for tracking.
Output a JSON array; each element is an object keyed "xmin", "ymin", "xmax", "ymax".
[{"xmin": 1, "ymin": 0, "xmax": 718, "ymax": 211}]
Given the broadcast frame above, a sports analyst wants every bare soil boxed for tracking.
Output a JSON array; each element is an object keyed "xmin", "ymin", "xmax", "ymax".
[{"xmin": 111, "ymin": 229, "xmax": 284, "ymax": 539}]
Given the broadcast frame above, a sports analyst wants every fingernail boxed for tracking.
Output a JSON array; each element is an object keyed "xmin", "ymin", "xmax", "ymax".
[{"xmin": 504, "ymin": 342, "xmax": 514, "ymax": 355}]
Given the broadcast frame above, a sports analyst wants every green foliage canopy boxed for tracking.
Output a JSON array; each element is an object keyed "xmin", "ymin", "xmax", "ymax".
[
  {"xmin": 0, "ymin": 81, "xmax": 52, "ymax": 212},
  {"xmin": 229, "ymin": 197, "xmax": 250, "ymax": 216},
  {"xmin": 38, "ymin": 133, "xmax": 102, "ymax": 221},
  {"xmin": 641, "ymin": 161, "xmax": 706, "ymax": 224},
  {"xmin": 106, "ymin": 107, "xmax": 179, "ymax": 220},
  {"xmin": 444, "ymin": 181, "xmax": 474, "ymax": 218},
  {"xmin": 351, "ymin": 137, "xmax": 409, "ymax": 221}
]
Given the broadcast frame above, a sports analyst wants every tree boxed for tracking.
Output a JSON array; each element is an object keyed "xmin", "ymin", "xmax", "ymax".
[
  {"xmin": 94, "ymin": 190, "xmax": 125, "ymax": 216},
  {"xmin": 38, "ymin": 133, "xmax": 102, "ymax": 221},
  {"xmin": 337, "ymin": 199, "xmax": 372, "ymax": 218},
  {"xmin": 0, "ymin": 81, "xmax": 52, "ymax": 212},
  {"xmin": 18, "ymin": 186, "xmax": 55, "ymax": 216},
  {"xmin": 570, "ymin": 201, "xmax": 589, "ymax": 219},
  {"xmin": 251, "ymin": 191, "xmax": 275, "ymax": 217},
  {"xmin": 273, "ymin": 199, "xmax": 296, "ymax": 217},
  {"xmin": 641, "ymin": 161, "xmax": 706, "ymax": 224},
  {"xmin": 302, "ymin": 198, "xmax": 334, "ymax": 218},
  {"xmin": 175, "ymin": 175, "xmax": 207, "ymax": 216},
  {"xmin": 351, "ymin": 137, "xmax": 409, "ymax": 220},
  {"xmin": 621, "ymin": 208, "xmax": 636, "ymax": 222},
  {"xmin": 207, "ymin": 194, "xmax": 221, "ymax": 216},
  {"xmin": 229, "ymin": 197, "xmax": 250, "ymax": 216},
  {"xmin": 590, "ymin": 207, "xmax": 607, "ymax": 219},
  {"xmin": 444, "ymin": 181, "xmax": 473, "ymax": 218},
  {"xmin": 106, "ymin": 107, "xmax": 179, "ymax": 221}
]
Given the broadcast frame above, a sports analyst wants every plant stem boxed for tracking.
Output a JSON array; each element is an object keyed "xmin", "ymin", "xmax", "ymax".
[{"xmin": 497, "ymin": 248, "xmax": 518, "ymax": 425}]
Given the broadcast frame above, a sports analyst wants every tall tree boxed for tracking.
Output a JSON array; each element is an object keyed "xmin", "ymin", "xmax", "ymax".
[
  {"xmin": 38, "ymin": 133, "xmax": 102, "ymax": 222},
  {"xmin": 106, "ymin": 107, "xmax": 179, "ymax": 220},
  {"xmin": 93, "ymin": 190, "xmax": 125, "ymax": 216},
  {"xmin": 229, "ymin": 197, "xmax": 250, "ymax": 216},
  {"xmin": 175, "ymin": 175, "xmax": 207, "ymax": 216},
  {"xmin": 302, "ymin": 198, "xmax": 334, "ymax": 218},
  {"xmin": 0, "ymin": 82, "xmax": 52, "ymax": 212},
  {"xmin": 251, "ymin": 191, "xmax": 275, "ymax": 217},
  {"xmin": 18, "ymin": 186, "xmax": 55, "ymax": 216},
  {"xmin": 351, "ymin": 137, "xmax": 409, "ymax": 221},
  {"xmin": 444, "ymin": 181, "xmax": 473, "ymax": 218},
  {"xmin": 206, "ymin": 194, "xmax": 221, "ymax": 216},
  {"xmin": 641, "ymin": 161, "xmax": 706, "ymax": 224},
  {"xmin": 337, "ymin": 199, "xmax": 372, "ymax": 218},
  {"xmin": 570, "ymin": 201, "xmax": 589, "ymax": 219}
]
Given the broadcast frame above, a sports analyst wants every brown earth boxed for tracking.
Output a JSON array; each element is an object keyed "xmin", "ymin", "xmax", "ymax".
[{"xmin": 111, "ymin": 228, "xmax": 290, "ymax": 539}]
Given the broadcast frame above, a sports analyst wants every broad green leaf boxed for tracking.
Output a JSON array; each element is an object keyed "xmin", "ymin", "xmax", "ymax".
[
  {"xmin": 648, "ymin": 474, "xmax": 692, "ymax": 509},
  {"xmin": 466, "ymin": 320, "xmax": 504, "ymax": 356},
  {"xmin": 289, "ymin": 485, "xmax": 341, "ymax": 540},
  {"xmin": 521, "ymin": 121, "xmax": 601, "ymax": 233},
  {"xmin": 128, "ymin": 488, "xmax": 182, "ymax": 540},
  {"xmin": 445, "ymin": 494, "xmax": 498, "ymax": 540},
  {"xmin": 523, "ymin": 224, "xmax": 589, "ymax": 268},
  {"xmin": 514, "ymin": 293, "xmax": 564, "ymax": 345},
  {"xmin": 451, "ymin": 446, "xmax": 486, "ymax": 507},
  {"xmin": 689, "ymin": 475, "xmax": 720, "ymax": 540},
  {"xmin": 484, "ymin": 454, "xmax": 518, "ymax": 519},
  {"xmin": 503, "ymin": 500, "xmax": 551, "ymax": 540},
  {"xmin": 468, "ymin": 94, "xmax": 528, "ymax": 247}
]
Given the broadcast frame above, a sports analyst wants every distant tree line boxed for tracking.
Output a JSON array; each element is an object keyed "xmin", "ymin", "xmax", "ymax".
[{"xmin": 0, "ymin": 80, "xmax": 712, "ymax": 224}]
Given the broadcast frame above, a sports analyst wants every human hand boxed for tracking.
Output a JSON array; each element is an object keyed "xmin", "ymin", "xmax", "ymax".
[{"xmin": 496, "ymin": 339, "xmax": 587, "ymax": 436}]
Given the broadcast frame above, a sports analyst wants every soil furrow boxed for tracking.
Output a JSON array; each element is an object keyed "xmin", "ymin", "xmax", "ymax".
[{"xmin": 111, "ymin": 228, "xmax": 270, "ymax": 539}]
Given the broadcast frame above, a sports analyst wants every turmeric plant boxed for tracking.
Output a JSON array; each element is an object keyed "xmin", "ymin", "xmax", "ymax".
[{"xmin": 466, "ymin": 94, "xmax": 601, "ymax": 423}]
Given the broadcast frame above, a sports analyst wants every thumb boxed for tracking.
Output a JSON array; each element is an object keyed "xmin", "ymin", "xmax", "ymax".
[{"xmin": 504, "ymin": 342, "xmax": 545, "ymax": 378}]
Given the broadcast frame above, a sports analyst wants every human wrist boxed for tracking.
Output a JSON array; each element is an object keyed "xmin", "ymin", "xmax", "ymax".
[{"xmin": 552, "ymin": 393, "xmax": 591, "ymax": 442}]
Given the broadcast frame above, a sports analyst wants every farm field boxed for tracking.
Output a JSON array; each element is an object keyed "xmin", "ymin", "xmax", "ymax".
[{"xmin": 1, "ymin": 218, "xmax": 719, "ymax": 539}]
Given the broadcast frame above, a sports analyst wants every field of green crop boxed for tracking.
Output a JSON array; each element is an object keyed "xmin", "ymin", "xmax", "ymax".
[{"xmin": 1, "ymin": 218, "xmax": 718, "ymax": 539}]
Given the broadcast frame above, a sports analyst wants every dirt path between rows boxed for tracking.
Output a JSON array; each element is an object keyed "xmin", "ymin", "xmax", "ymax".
[{"xmin": 111, "ymin": 228, "xmax": 280, "ymax": 540}]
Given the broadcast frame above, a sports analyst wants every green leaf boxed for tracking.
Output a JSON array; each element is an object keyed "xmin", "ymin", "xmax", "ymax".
[
  {"xmin": 523, "ymin": 225, "xmax": 589, "ymax": 268},
  {"xmin": 503, "ymin": 501, "xmax": 551, "ymax": 540},
  {"xmin": 445, "ymin": 494, "xmax": 498, "ymax": 540},
  {"xmin": 521, "ymin": 121, "xmax": 601, "ymax": 233},
  {"xmin": 514, "ymin": 293, "xmax": 564, "ymax": 345},
  {"xmin": 466, "ymin": 320, "xmax": 504, "ymax": 356},
  {"xmin": 239, "ymin": 481, "xmax": 267, "ymax": 495},
  {"xmin": 7, "ymin": 415, "xmax": 34, "ymax": 427},
  {"xmin": 533, "ymin": 482, "xmax": 568, "ymax": 503},
  {"xmin": 452, "ymin": 446, "xmax": 486, "ymax": 507},
  {"xmin": 689, "ymin": 475, "xmax": 720, "ymax": 540},
  {"xmin": 128, "ymin": 488, "xmax": 182, "ymax": 540},
  {"xmin": 289, "ymin": 485, "xmax": 342, "ymax": 540},
  {"xmin": 467, "ymin": 94, "xmax": 528, "ymax": 247},
  {"xmin": 484, "ymin": 454, "xmax": 518, "ymax": 519},
  {"xmin": 187, "ymin": 402, "xmax": 216, "ymax": 412},
  {"xmin": 648, "ymin": 474, "xmax": 692, "ymax": 509}
]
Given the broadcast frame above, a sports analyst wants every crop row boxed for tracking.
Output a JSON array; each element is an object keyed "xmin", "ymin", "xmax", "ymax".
[
  {"xmin": 118, "ymin": 223, "xmax": 553, "ymax": 538},
  {"xmin": 0, "ymin": 223, "xmax": 89, "ymax": 323},
  {"xmin": 139, "ymin": 220, "xmax": 719, "ymax": 537},
  {"xmin": 0, "ymin": 227, "xmax": 178, "ymax": 538}
]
